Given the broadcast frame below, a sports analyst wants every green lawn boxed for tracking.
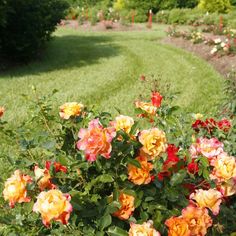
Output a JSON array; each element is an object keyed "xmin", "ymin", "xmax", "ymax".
[{"xmin": 0, "ymin": 25, "xmax": 224, "ymax": 125}]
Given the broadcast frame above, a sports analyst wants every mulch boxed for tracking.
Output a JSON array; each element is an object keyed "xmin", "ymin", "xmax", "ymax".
[{"xmin": 60, "ymin": 20, "xmax": 144, "ymax": 32}]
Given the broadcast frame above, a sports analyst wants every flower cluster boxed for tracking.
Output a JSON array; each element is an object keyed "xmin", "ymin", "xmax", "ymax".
[
  {"xmin": 1, "ymin": 85, "xmax": 235, "ymax": 235},
  {"xmin": 192, "ymin": 117, "xmax": 231, "ymax": 133},
  {"xmin": 166, "ymin": 204, "xmax": 212, "ymax": 236},
  {"xmin": 210, "ymin": 37, "xmax": 236, "ymax": 56},
  {"xmin": 3, "ymin": 162, "xmax": 70, "ymax": 227}
]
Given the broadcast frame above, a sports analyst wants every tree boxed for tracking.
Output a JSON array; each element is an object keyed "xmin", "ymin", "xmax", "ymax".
[{"xmin": 198, "ymin": 0, "xmax": 232, "ymax": 13}]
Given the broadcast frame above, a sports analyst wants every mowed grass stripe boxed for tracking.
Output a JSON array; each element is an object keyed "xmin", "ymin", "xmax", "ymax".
[{"xmin": 0, "ymin": 28, "xmax": 224, "ymax": 125}]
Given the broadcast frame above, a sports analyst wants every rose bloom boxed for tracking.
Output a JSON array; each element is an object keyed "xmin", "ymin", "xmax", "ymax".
[
  {"xmin": 128, "ymin": 156, "xmax": 153, "ymax": 185},
  {"xmin": 151, "ymin": 91, "xmax": 163, "ymax": 108},
  {"xmin": 113, "ymin": 115, "xmax": 134, "ymax": 134},
  {"xmin": 210, "ymin": 152, "xmax": 236, "ymax": 182},
  {"xmin": 129, "ymin": 221, "xmax": 161, "ymax": 236},
  {"xmin": 139, "ymin": 128, "xmax": 167, "ymax": 159},
  {"xmin": 0, "ymin": 106, "xmax": 5, "ymax": 118},
  {"xmin": 193, "ymin": 113, "xmax": 203, "ymax": 120},
  {"xmin": 182, "ymin": 204, "xmax": 212, "ymax": 236},
  {"xmin": 189, "ymin": 137, "xmax": 223, "ymax": 159},
  {"xmin": 59, "ymin": 102, "xmax": 84, "ymax": 120},
  {"xmin": 135, "ymin": 101, "xmax": 157, "ymax": 116},
  {"xmin": 3, "ymin": 170, "xmax": 32, "ymax": 208},
  {"xmin": 219, "ymin": 178, "xmax": 236, "ymax": 197},
  {"xmin": 190, "ymin": 189, "xmax": 222, "ymax": 215},
  {"xmin": 33, "ymin": 189, "xmax": 72, "ymax": 227},
  {"xmin": 113, "ymin": 193, "xmax": 135, "ymax": 220},
  {"xmin": 165, "ymin": 216, "xmax": 190, "ymax": 236},
  {"xmin": 34, "ymin": 165, "xmax": 55, "ymax": 191},
  {"xmin": 77, "ymin": 119, "xmax": 116, "ymax": 162},
  {"xmin": 218, "ymin": 118, "xmax": 231, "ymax": 132},
  {"xmin": 187, "ymin": 160, "xmax": 199, "ymax": 175}
]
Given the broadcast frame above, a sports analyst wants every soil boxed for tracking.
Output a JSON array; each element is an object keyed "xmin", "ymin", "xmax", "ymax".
[
  {"xmin": 60, "ymin": 20, "xmax": 144, "ymax": 32},
  {"xmin": 162, "ymin": 36, "xmax": 236, "ymax": 78}
]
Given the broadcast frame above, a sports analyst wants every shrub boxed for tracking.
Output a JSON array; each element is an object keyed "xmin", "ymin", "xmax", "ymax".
[
  {"xmin": 0, "ymin": 79, "xmax": 236, "ymax": 235},
  {"xmin": 155, "ymin": 10, "xmax": 170, "ymax": 24},
  {"xmin": 198, "ymin": 0, "xmax": 232, "ymax": 13},
  {"xmin": 168, "ymin": 8, "xmax": 189, "ymax": 24},
  {"xmin": 0, "ymin": 0, "xmax": 68, "ymax": 61}
]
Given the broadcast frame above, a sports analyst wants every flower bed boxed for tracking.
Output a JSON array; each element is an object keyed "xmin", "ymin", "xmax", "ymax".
[
  {"xmin": 0, "ymin": 79, "xmax": 236, "ymax": 235},
  {"xmin": 167, "ymin": 26, "xmax": 236, "ymax": 57}
]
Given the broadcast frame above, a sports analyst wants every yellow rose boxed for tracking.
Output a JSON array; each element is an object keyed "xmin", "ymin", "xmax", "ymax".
[
  {"xmin": 182, "ymin": 204, "xmax": 212, "ymax": 236},
  {"xmin": 135, "ymin": 101, "xmax": 157, "ymax": 115},
  {"xmin": 114, "ymin": 115, "xmax": 134, "ymax": 134},
  {"xmin": 33, "ymin": 189, "xmax": 72, "ymax": 227},
  {"xmin": 59, "ymin": 102, "xmax": 84, "ymax": 119},
  {"xmin": 193, "ymin": 113, "xmax": 203, "ymax": 120},
  {"xmin": 34, "ymin": 165, "xmax": 55, "ymax": 191},
  {"xmin": 210, "ymin": 152, "xmax": 236, "ymax": 182},
  {"xmin": 165, "ymin": 216, "xmax": 191, "ymax": 236},
  {"xmin": 129, "ymin": 221, "xmax": 161, "ymax": 236},
  {"xmin": 219, "ymin": 178, "xmax": 236, "ymax": 197},
  {"xmin": 190, "ymin": 189, "xmax": 222, "ymax": 215},
  {"xmin": 3, "ymin": 170, "xmax": 32, "ymax": 208},
  {"xmin": 113, "ymin": 193, "xmax": 135, "ymax": 220},
  {"xmin": 139, "ymin": 128, "xmax": 167, "ymax": 159},
  {"xmin": 128, "ymin": 156, "xmax": 153, "ymax": 185}
]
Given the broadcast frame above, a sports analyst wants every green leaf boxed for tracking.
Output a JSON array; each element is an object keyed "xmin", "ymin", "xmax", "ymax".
[
  {"xmin": 98, "ymin": 174, "xmax": 114, "ymax": 183},
  {"xmin": 170, "ymin": 170, "xmax": 187, "ymax": 186},
  {"xmin": 107, "ymin": 226, "xmax": 128, "ymax": 236},
  {"xmin": 99, "ymin": 214, "xmax": 112, "ymax": 230},
  {"xmin": 127, "ymin": 157, "xmax": 141, "ymax": 168}
]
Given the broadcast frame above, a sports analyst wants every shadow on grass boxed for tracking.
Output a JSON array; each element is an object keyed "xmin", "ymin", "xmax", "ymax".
[{"xmin": 0, "ymin": 34, "xmax": 120, "ymax": 77}]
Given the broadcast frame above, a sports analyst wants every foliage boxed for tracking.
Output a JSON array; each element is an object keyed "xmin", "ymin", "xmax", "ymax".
[
  {"xmin": 0, "ymin": 0, "xmax": 68, "ymax": 61},
  {"xmin": 198, "ymin": 0, "xmax": 232, "ymax": 13},
  {"xmin": 156, "ymin": 8, "xmax": 236, "ymax": 29},
  {"xmin": 0, "ymin": 77, "xmax": 235, "ymax": 235}
]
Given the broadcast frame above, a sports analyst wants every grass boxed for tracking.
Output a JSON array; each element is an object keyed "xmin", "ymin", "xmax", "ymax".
[
  {"xmin": 0, "ymin": 25, "xmax": 225, "ymax": 126},
  {"xmin": 0, "ymin": 23, "xmax": 227, "ymax": 234}
]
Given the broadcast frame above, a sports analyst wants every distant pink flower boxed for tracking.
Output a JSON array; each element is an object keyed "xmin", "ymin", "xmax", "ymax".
[
  {"xmin": 77, "ymin": 119, "xmax": 116, "ymax": 162},
  {"xmin": 190, "ymin": 137, "xmax": 224, "ymax": 160}
]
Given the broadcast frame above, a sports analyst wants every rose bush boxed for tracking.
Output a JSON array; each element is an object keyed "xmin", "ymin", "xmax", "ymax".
[{"xmin": 0, "ymin": 79, "xmax": 235, "ymax": 235}]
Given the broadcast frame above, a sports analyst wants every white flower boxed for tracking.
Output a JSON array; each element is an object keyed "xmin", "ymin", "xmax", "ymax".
[
  {"xmin": 221, "ymin": 42, "xmax": 226, "ymax": 48},
  {"xmin": 211, "ymin": 47, "xmax": 218, "ymax": 55},
  {"xmin": 214, "ymin": 38, "xmax": 221, "ymax": 44}
]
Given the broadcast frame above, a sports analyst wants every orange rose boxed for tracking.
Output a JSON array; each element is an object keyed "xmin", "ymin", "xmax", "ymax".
[
  {"xmin": 33, "ymin": 189, "xmax": 72, "ymax": 227},
  {"xmin": 182, "ymin": 204, "xmax": 213, "ymax": 236},
  {"xmin": 113, "ymin": 115, "xmax": 134, "ymax": 134},
  {"xmin": 59, "ymin": 102, "xmax": 84, "ymax": 119},
  {"xmin": 165, "ymin": 216, "xmax": 190, "ymax": 236},
  {"xmin": 129, "ymin": 221, "xmax": 161, "ymax": 236},
  {"xmin": 139, "ymin": 128, "xmax": 167, "ymax": 159},
  {"xmin": 210, "ymin": 152, "xmax": 236, "ymax": 182},
  {"xmin": 3, "ymin": 170, "xmax": 32, "ymax": 208},
  {"xmin": 0, "ymin": 106, "xmax": 5, "ymax": 118},
  {"xmin": 34, "ymin": 165, "xmax": 55, "ymax": 191},
  {"xmin": 190, "ymin": 189, "xmax": 222, "ymax": 215},
  {"xmin": 113, "ymin": 193, "xmax": 135, "ymax": 220},
  {"xmin": 128, "ymin": 156, "xmax": 153, "ymax": 185},
  {"xmin": 77, "ymin": 119, "xmax": 116, "ymax": 162},
  {"xmin": 135, "ymin": 101, "xmax": 157, "ymax": 116}
]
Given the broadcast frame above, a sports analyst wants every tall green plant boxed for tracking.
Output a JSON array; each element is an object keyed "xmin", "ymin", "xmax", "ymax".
[
  {"xmin": 0, "ymin": 0, "xmax": 68, "ymax": 61},
  {"xmin": 198, "ymin": 0, "xmax": 232, "ymax": 13}
]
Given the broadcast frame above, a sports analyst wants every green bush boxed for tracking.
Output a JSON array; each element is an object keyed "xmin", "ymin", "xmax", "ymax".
[
  {"xmin": 0, "ymin": 0, "xmax": 68, "ymax": 61},
  {"xmin": 167, "ymin": 8, "xmax": 189, "ymax": 24},
  {"xmin": 155, "ymin": 10, "xmax": 170, "ymax": 24},
  {"xmin": 198, "ymin": 0, "xmax": 232, "ymax": 13}
]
